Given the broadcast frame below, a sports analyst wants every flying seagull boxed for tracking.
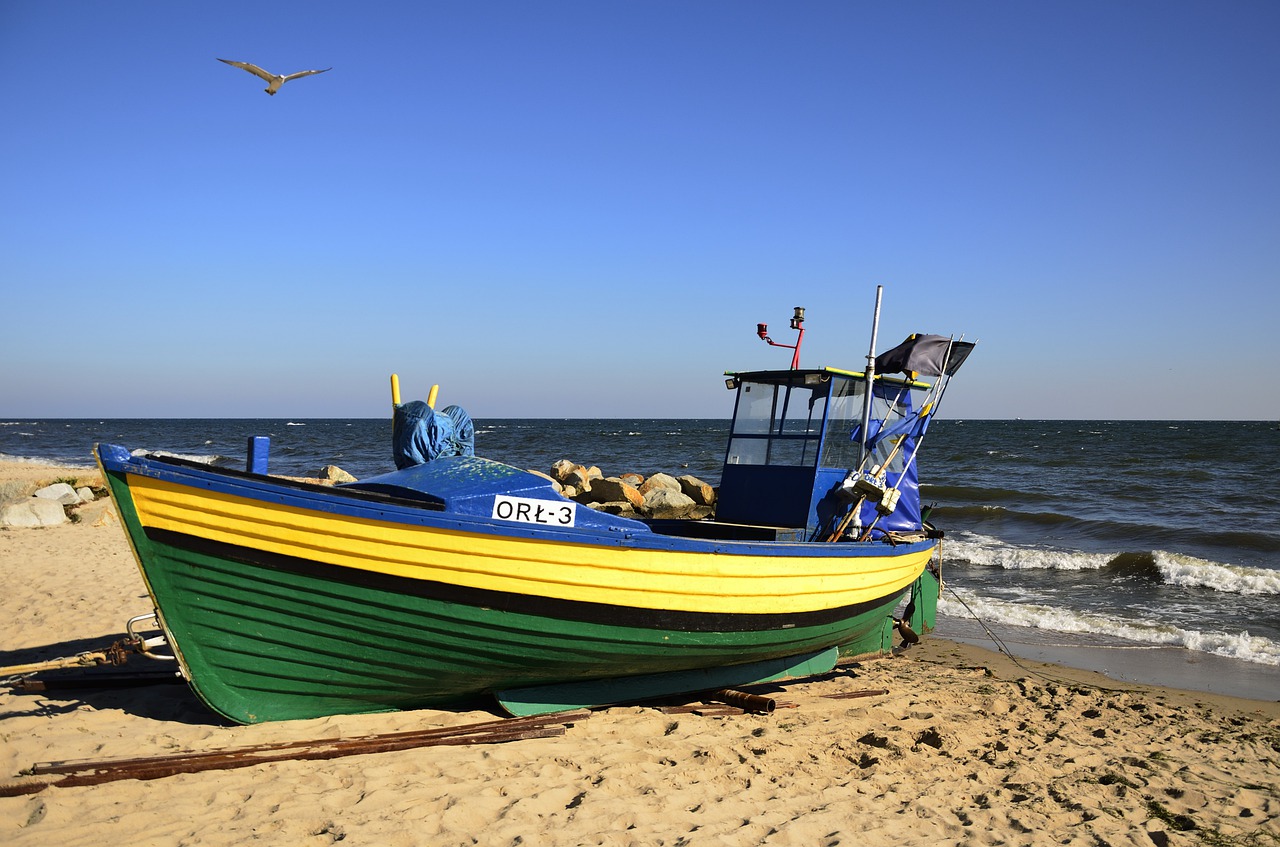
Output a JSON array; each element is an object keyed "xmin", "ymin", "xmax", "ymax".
[{"xmin": 217, "ymin": 58, "xmax": 331, "ymax": 95}]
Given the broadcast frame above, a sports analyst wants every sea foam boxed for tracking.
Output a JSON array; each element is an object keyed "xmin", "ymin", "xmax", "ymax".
[
  {"xmin": 938, "ymin": 591, "xmax": 1280, "ymax": 667},
  {"xmin": 1154, "ymin": 550, "xmax": 1280, "ymax": 596},
  {"xmin": 949, "ymin": 533, "xmax": 1279, "ymax": 595},
  {"xmin": 948, "ymin": 533, "xmax": 1113, "ymax": 571}
]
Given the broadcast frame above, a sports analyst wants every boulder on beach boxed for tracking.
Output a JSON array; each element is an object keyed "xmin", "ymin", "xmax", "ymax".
[
  {"xmin": 642, "ymin": 486, "xmax": 698, "ymax": 519},
  {"xmin": 550, "ymin": 460, "xmax": 598, "ymax": 494},
  {"xmin": 638, "ymin": 473, "xmax": 681, "ymax": 496},
  {"xmin": 677, "ymin": 475, "xmax": 716, "ymax": 507},
  {"xmin": 35, "ymin": 482, "xmax": 82, "ymax": 506},
  {"xmin": 549, "ymin": 461, "xmax": 715, "ymax": 521},
  {"xmin": 577, "ymin": 477, "xmax": 645, "ymax": 510},
  {"xmin": 1, "ymin": 497, "xmax": 68, "ymax": 527},
  {"xmin": 317, "ymin": 465, "xmax": 358, "ymax": 484}
]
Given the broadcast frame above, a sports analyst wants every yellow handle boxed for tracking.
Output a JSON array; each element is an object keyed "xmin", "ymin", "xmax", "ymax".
[
  {"xmin": 390, "ymin": 374, "xmax": 401, "ymax": 407},
  {"xmin": 427, "ymin": 384, "xmax": 439, "ymax": 410}
]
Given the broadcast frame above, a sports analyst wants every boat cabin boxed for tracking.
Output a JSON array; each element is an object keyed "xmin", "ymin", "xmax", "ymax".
[{"xmin": 715, "ymin": 367, "xmax": 931, "ymax": 540}]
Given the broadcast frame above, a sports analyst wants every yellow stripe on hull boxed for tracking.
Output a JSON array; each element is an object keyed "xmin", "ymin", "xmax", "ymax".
[{"xmin": 127, "ymin": 474, "xmax": 930, "ymax": 616}]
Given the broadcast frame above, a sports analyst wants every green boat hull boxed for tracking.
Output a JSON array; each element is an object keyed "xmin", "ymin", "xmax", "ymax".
[
  {"xmin": 127, "ymin": 529, "xmax": 917, "ymax": 723},
  {"xmin": 100, "ymin": 451, "xmax": 939, "ymax": 725}
]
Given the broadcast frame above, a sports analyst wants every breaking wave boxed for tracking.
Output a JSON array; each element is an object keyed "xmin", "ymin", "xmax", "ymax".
[
  {"xmin": 938, "ymin": 591, "xmax": 1280, "ymax": 667},
  {"xmin": 135, "ymin": 449, "xmax": 229, "ymax": 467},
  {"xmin": 947, "ymin": 534, "xmax": 1280, "ymax": 596}
]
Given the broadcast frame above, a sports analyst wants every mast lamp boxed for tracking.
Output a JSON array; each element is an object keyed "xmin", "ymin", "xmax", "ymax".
[{"xmin": 756, "ymin": 306, "xmax": 806, "ymax": 369}]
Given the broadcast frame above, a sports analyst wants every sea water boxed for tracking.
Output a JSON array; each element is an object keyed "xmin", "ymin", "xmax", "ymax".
[{"xmin": 3, "ymin": 417, "xmax": 1277, "ymax": 693}]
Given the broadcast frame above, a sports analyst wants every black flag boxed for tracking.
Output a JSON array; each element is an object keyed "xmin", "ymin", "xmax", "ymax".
[{"xmin": 875, "ymin": 334, "xmax": 975, "ymax": 377}]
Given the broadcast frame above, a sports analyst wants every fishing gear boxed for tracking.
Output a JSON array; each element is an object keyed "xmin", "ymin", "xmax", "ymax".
[
  {"xmin": 825, "ymin": 432, "xmax": 909, "ymax": 541},
  {"xmin": 857, "ymin": 339, "xmax": 961, "ymax": 541}
]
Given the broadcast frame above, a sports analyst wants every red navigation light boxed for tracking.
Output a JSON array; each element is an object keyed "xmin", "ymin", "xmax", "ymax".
[{"xmin": 755, "ymin": 308, "xmax": 807, "ymax": 369}]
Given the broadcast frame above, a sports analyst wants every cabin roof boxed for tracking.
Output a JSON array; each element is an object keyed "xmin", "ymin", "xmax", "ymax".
[{"xmin": 724, "ymin": 367, "xmax": 931, "ymax": 390}]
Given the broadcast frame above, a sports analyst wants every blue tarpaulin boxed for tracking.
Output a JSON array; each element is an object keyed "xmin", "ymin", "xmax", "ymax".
[{"xmin": 392, "ymin": 402, "xmax": 475, "ymax": 469}]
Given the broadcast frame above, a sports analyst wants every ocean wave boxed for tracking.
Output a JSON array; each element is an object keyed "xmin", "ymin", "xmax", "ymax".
[
  {"xmin": 924, "ymin": 484, "xmax": 1058, "ymax": 504},
  {"xmin": 947, "ymin": 534, "xmax": 1114, "ymax": 571},
  {"xmin": 940, "ymin": 504, "xmax": 1081, "ymax": 528},
  {"xmin": 0, "ymin": 452, "xmax": 96, "ymax": 469},
  {"xmin": 1153, "ymin": 550, "xmax": 1280, "ymax": 596},
  {"xmin": 939, "ymin": 591, "xmax": 1280, "ymax": 667},
  {"xmin": 948, "ymin": 534, "xmax": 1280, "ymax": 595},
  {"xmin": 137, "ymin": 449, "xmax": 225, "ymax": 466},
  {"xmin": 944, "ymin": 502, "xmax": 1280, "ymax": 555}
]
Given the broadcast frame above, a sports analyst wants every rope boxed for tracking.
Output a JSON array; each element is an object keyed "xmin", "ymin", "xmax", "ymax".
[
  {"xmin": 0, "ymin": 640, "xmax": 139, "ymax": 688},
  {"xmin": 939, "ymin": 579, "xmax": 1146, "ymax": 695}
]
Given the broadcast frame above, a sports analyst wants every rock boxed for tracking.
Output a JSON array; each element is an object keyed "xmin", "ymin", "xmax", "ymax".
[
  {"xmin": 677, "ymin": 475, "xmax": 716, "ymax": 506},
  {"xmin": 641, "ymin": 487, "xmax": 697, "ymax": 519},
  {"xmin": 75, "ymin": 486, "xmax": 96, "ymax": 502},
  {"xmin": 543, "ymin": 464, "xmax": 712, "ymax": 521},
  {"xmin": 564, "ymin": 467, "xmax": 593, "ymax": 492},
  {"xmin": 0, "ymin": 480, "xmax": 34, "ymax": 502},
  {"xmin": 34, "ymin": 483, "xmax": 80, "ymax": 506},
  {"xmin": 548, "ymin": 460, "xmax": 595, "ymax": 492},
  {"xmin": 549, "ymin": 460, "xmax": 580, "ymax": 484},
  {"xmin": 591, "ymin": 501, "xmax": 638, "ymax": 517},
  {"xmin": 578, "ymin": 477, "xmax": 645, "ymax": 509},
  {"xmin": 639, "ymin": 473, "xmax": 681, "ymax": 496},
  {"xmin": 318, "ymin": 465, "xmax": 358, "ymax": 484},
  {"xmin": 1, "ymin": 498, "xmax": 68, "ymax": 527}
]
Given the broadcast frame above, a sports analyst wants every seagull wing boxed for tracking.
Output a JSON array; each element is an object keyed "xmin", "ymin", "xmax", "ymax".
[
  {"xmin": 217, "ymin": 58, "xmax": 277, "ymax": 84},
  {"xmin": 281, "ymin": 67, "xmax": 333, "ymax": 83}
]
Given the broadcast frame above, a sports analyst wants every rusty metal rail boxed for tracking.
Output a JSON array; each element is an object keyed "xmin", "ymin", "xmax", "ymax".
[
  {"xmin": 707, "ymin": 688, "xmax": 777, "ymax": 713},
  {"xmin": 819, "ymin": 688, "xmax": 890, "ymax": 700},
  {"xmin": 0, "ymin": 709, "xmax": 591, "ymax": 796}
]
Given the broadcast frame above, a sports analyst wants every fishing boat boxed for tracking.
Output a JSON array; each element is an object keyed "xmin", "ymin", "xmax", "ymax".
[{"xmin": 94, "ymin": 291, "xmax": 973, "ymax": 723}]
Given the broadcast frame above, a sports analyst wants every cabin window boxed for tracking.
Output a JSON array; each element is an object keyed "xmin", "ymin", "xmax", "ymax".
[
  {"xmin": 725, "ymin": 379, "xmax": 825, "ymax": 467},
  {"xmin": 818, "ymin": 378, "xmax": 864, "ymax": 469},
  {"xmin": 819, "ymin": 378, "xmax": 916, "ymax": 473}
]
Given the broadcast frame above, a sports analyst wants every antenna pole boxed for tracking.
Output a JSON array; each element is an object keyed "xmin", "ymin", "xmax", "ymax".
[
  {"xmin": 858, "ymin": 286, "xmax": 883, "ymax": 466},
  {"xmin": 755, "ymin": 307, "xmax": 806, "ymax": 369}
]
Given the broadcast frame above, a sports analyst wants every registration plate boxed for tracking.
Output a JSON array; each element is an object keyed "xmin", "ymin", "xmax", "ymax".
[{"xmin": 492, "ymin": 495, "xmax": 577, "ymax": 527}]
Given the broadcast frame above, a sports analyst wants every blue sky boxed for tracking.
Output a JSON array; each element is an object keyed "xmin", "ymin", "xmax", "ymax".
[{"xmin": 2, "ymin": 1, "xmax": 1277, "ymax": 420}]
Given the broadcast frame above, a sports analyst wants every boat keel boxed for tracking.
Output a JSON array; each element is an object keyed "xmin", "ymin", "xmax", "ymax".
[{"xmin": 495, "ymin": 647, "xmax": 839, "ymax": 717}]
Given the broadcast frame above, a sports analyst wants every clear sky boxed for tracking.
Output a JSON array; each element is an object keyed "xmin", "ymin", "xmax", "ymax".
[{"xmin": 2, "ymin": 1, "xmax": 1277, "ymax": 420}]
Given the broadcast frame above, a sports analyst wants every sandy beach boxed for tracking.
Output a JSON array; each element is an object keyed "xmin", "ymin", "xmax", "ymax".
[{"xmin": 1, "ymin": 460, "xmax": 1277, "ymax": 846}]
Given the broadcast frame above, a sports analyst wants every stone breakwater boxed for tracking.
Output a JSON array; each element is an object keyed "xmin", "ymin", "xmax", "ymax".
[
  {"xmin": 533, "ymin": 459, "xmax": 716, "ymax": 520},
  {"xmin": 317, "ymin": 457, "xmax": 718, "ymax": 520},
  {"xmin": 0, "ymin": 459, "xmax": 716, "ymax": 528}
]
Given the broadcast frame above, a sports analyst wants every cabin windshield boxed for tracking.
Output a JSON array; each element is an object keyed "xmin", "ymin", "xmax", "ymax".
[
  {"xmin": 820, "ymin": 377, "xmax": 917, "ymax": 475},
  {"xmin": 725, "ymin": 372, "xmax": 919, "ymax": 473},
  {"xmin": 725, "ymin": 377, "xmax": 828, "ymax": 467},
  {"xmin": 817, "ymin": 377, "xmax": 863, "ymax": 470}
]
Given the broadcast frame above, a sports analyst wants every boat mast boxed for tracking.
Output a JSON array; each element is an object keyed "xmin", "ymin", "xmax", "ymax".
[{"xmin": 858, "ymin": 286, "xmax": 883, "ymax": 467}]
